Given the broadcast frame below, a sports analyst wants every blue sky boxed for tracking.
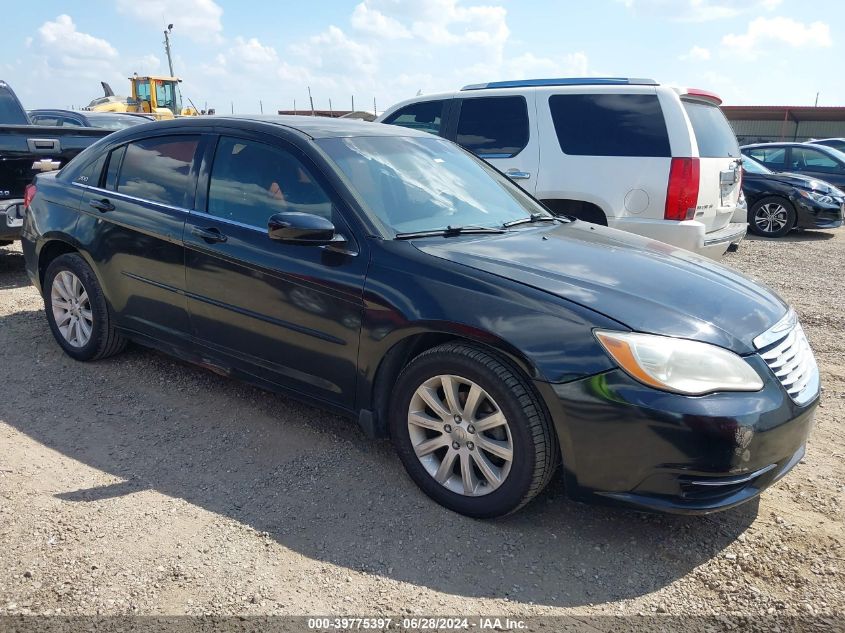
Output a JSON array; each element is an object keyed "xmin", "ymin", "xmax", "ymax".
[{"xmin": 1, "ymin": 0, "xmax": 841, "ymax": 113}]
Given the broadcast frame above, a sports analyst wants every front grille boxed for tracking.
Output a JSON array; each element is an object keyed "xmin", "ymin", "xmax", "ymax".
[{"xmin": 754, "ymin": 310, "xmax": 819, "ymax": 405}]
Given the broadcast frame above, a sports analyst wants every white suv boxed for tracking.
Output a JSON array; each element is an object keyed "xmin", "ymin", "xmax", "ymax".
[{"xmin": 377, "ymin": 78, "xmax": 746, "ymax": 258}]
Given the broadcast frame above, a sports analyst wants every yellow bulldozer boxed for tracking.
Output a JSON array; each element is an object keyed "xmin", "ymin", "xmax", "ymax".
[{"xmin": 85, "ymin": 75, "xmax": 199, "ymax": 120}]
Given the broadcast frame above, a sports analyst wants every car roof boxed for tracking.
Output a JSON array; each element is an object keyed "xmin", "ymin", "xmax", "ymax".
[
  {"xmin": 212, "ymin": 115, "xmax": 431, "ymax": 139},
  {"xmin": 741, "ymin": 142, "xmax": 836, "ymax": 149},
  {"xmin": 29, "ymin": 108, "xmax": 84, "ymax": 116},
  {"xmin": 118, "ymin": 114, "xmax": 433, "ymax": 140}
]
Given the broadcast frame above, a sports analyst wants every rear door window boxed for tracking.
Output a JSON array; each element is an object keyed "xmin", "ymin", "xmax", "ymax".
[
  {"xmin": 745, "ymin": 146, "xmax": 786, "ymax": 169},
  {"xmin": 116, "ymin": 136, "xmax": 199, "ymax": 207},
  {"xmin": 548, "ymin": 94, "xmax": 670, "ymax": 157},
  {"xmin": 31, "ymin": 115, "xmax": 61, "ymax": 126},
  {"xmin": 682, "ymin": 100, "xmax": 740, "ymax": 158},
  {"xmin": 455, "ymin": 96, "xmax": 529, "ymax": 158},
  {"xmin": 790, "ymin": 146, "xmax": 843, "ymax": 173},
  {"xmin": 382, "ymin": 100, "xmax": 446, "ymax": 135}
]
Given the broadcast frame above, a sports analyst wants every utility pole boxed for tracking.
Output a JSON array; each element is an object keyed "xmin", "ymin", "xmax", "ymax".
[
  {"xmin": 260, "ymin": 100, "xmax": 263, "ymax": 114},
  {"xmin": 308, "ymin": 86, "xmax": 315, "ymax": 116},
  {"xmin": 815, "ymin": 92, "xmax": 820, "ymax": 107},
  {"xmin": 329, "ymin": 98, "xmax": 333, "ymax": 117},
  {"xmin": 163, "ymin": 24, "xmax": 175, "ymax": 76},
  {"xmin": 373, "ymin": 97, "xmax": 377, "ymax": 117},
  {"xmin": 351, "ymin": 95, "xmax": 355, "ymax": 112}
]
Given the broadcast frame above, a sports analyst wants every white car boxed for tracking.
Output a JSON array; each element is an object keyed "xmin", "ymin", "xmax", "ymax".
[{"xmin": 377, "ymin": 78, "xmax": 746, "ymax": 258}]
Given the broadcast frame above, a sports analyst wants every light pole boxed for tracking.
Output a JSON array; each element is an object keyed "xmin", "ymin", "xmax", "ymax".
[{"xmin": 164, "ymin": 24, "xmax": 175, "ymax": 76}]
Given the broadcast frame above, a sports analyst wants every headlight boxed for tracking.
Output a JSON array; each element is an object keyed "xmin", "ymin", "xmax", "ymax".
[
  {"xmin": 798, "ymin": 189, "xmax": 835, "ymax": 205},
  {"xmin": 595, "ymin": 330, "xmax": 764, "ymax": 395}
]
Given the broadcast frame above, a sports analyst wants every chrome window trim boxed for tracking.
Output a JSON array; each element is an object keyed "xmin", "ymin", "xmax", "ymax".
[
  {"xmin": 71, "ymin": 181, "xmax": 191, "ymax": 215},
  {"xmin": 190, "ymin": 209, "xmax": 265, "ymax": 234}
]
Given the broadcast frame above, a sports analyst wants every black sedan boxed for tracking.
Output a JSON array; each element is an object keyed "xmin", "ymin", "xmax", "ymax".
[
  {"xmin": 21, "ymin": 117, "xmax": 819, "ymax": 518},
  {"xmin": 741, "ymin": 142, "xmax": 845, "ymax": 189},
  {"xmin": 742, "ymin": 156, "xmax": 844, "ymax": 237},
  {"xmin": 28, "ymin": 109, "xmax": 154, "ymax": 130}
]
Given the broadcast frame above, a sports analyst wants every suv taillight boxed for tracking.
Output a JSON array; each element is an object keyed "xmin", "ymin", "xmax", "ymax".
[
  {"xmin": 24, "ymin": 183, "xmax": 36, "ymax": 210},
  {"xmin": 664, "ymin": 158, "xmax": 699, "ymax": 221}
]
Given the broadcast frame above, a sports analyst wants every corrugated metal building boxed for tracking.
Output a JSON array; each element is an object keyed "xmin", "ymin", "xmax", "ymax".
[{"xmin": 722, "ymin": 106, "xmax": 845, "ymax": 144}]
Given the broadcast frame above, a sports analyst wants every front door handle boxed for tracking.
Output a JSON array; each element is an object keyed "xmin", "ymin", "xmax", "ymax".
[
  {"xmin": 505, "ymin": 169, "xmax": 531, "ymax": 180},
  {"xmin": 89, "ymin": 198, "xmax": 115, "ymax": 213},
  {"xmin": 191, "ymin": 226, "xmax": 228, "ymax": 243}
]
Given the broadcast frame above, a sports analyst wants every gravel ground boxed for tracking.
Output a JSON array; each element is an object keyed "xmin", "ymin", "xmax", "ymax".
[{"xmin": 0, "ymin": 231, "xmax": 844, "ymax": 626}]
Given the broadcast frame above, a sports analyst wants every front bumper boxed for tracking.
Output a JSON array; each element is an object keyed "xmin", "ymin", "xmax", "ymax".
[
  {"xmin": 0, "ymin": 199, "xmax": 25, "ymax": 241},
  {"xmin": 536, "ymin": 357, "xmax": 817, "ymax": 514},
  {"xmin": 609, "ymin": 216, "xmax": 747, "ymax": 259},
  {"xmin": 793, "ymin": 196, "xmax": 844, "ymax": 230}
]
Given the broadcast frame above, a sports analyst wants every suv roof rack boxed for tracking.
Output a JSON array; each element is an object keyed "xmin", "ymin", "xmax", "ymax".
[{"xmin": 461, "ymin": 77, "xmax": 659, "ymax": 91}]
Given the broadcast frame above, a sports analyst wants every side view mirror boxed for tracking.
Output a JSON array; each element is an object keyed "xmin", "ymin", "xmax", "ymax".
[{"xmin": 268, "ymin": 212, "xmax": 338, "ymax": 245}]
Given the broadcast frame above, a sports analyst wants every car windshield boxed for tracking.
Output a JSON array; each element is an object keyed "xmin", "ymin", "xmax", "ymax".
[
  {"xmin": 819, "ymin": 145, "xmax": 845, "ymax": 165},
  {"xmin": 742, "ymin": 156, "xmax": 771, "ymax": 175},
  {"xmin": 315, "ymin": 135, "xmax": 550, "ymax": 235}
]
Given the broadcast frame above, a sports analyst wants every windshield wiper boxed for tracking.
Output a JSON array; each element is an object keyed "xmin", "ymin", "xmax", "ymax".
[
  {"xmin": 502, "ymin": 213, "xmax": 561, "ymax": 228},
  {"xmin": 395, "ymin": 225, "xmax": 507, "ymax": 240}
]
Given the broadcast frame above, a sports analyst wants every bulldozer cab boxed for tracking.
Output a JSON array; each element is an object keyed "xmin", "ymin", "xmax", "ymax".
[{"xmin": 131, "ymin": 76, "xmax": 184, "ymax": 119}]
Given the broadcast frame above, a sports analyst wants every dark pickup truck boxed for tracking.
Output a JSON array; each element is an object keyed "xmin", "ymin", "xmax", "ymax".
[{"xmin": 1, "ymin": 80, "xmax": 110, "ymax": 244}]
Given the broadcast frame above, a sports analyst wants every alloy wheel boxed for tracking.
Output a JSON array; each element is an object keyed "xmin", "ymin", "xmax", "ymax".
[
  {"xmin": 755, "ymin": 202, "xmax": 788, "ymax": 234},
  {"xmin": 407, "ymin": 374, "xmax": 513, "ymax": 496},
  {"xmin": 51, "ymin": 270, "xmax": 93, "ymax": 348}
]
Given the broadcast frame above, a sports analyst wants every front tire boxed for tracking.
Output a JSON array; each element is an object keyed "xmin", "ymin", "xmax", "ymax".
[
  {"xmin": 390, "ymin": 343, "xmax": 558, "ymax": 518},
  {"xmin": 43, "ymin": 253, "xmax": 126, "ymax": 361},
  {"xmin": 748, "ymin": 196, "xmax": 795, "ymax": 238}
]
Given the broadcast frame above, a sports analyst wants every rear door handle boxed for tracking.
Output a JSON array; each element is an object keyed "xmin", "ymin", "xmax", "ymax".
[
  {"xmin": 89, "ymin": 198, "xmax": 115, "ymax": 213},
  {"xmin": 191, "ymin": 226, "xmax": 228, "ymax": 243},
  {"xmin": 505, "ymin": 169, "xmax": 531, "ymax": 180}
]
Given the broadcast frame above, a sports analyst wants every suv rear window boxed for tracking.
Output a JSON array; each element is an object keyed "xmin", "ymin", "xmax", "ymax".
[
  {"xmin": 116, "ymin": 136, "xmax": 199, "ymax": 207},
  {"xmin": 682, "ymin": 100, "xmax": 740, "ymax": 158},
  {"xmin": 456, "ymin": 96, "xmax": 529, "ymax": 158},
  {"xmin": 383, "ymin": 100, "xmax": 446, "ymax": 135},
  {"xmin": 548, "ymin": 94, "xmax": 670, "ymax": 157}
]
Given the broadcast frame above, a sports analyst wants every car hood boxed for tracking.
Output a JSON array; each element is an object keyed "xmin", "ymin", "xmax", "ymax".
[
  {"xmin": 757, "ymin": 171, "xmax": 842, "ymax": 195},
  {"xmin": 415, "ymin": 222, "xmax": 788, "ymax": 355}
]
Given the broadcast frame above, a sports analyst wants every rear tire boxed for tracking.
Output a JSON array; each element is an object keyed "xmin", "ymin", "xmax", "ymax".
[
  {"xmin": 43, "ymin": 253, "xmax": 126, "ymax": 361},
  {"xmin": 748, "ymin": 196, "xmax": 795, "ymax": 238},
  {"xmin": 390, "ymin": 343, "xmax": 558, "ymax": 518}
]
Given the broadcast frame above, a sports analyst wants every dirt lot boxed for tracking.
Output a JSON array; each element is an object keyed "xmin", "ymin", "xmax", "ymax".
[{"xmin": 0, "ymin": 231, "xmax": 843, "ymax": 624}]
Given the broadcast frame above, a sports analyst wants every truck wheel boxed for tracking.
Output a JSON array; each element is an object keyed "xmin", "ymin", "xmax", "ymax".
[
  {"xmin": 43, "ymin": 253, "xmax": 126, "ymax": 361},
  {"xmin": 749, "ymin": 196, "xmax": 795, "ymax": 238},
  {"xmin": 390, "ymin": 343, "xmax": 558, "ymax": 518}
]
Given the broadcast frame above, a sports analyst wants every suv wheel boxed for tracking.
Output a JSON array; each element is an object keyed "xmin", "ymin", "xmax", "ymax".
[
  {"xmin": 749, "ymin": 196, "xmax": 795, "ymax": 238},
  {"xmin": 44, "ymin": 253, "xmax": 126, "ymax": 361},
  {"xmin": 390, "ymin": 343, "xmax": 557, "ymax": 518}
]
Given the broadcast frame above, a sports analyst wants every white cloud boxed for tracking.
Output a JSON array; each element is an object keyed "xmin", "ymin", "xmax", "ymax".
[
  {"xmin": 350, "ymin": 3, "xmax": 411, "ymax": 39},
  {"xmin": 38, "ymin": 15, "xmax": 117, "ymax": 63},
  {"xmin": 115, "ymin": 0, "xmax": 223, "ymax": 43},
  {"xmin": 618, "ymin": 0, "xmax": 781, "ymax": 22},
  {"xmin": 680, "ymin": 45, "xmax": 711, "ymax": 61},
  {"xmin": 505, "ymin": 52, "xmax": 590, "ymax": 79},
  {"xmin": 129, "ymin": 54, "xmax": 161, "ymax": 74},
  {"xmin": 291, "ymin": 26, "xmax": 378, "ymax": 77},
  {"xmin": 722, "ymin": 17, "xmax": 832, "ymax": 58},
  {"xmin": 229, "ymin": 37, "xmax": 280, "ymax": 69}
]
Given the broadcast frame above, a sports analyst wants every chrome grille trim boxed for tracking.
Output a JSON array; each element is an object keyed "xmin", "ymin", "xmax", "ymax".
[{"xmin": 755, "ymin": 311, "xmax": 819, "ymax": 405}]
